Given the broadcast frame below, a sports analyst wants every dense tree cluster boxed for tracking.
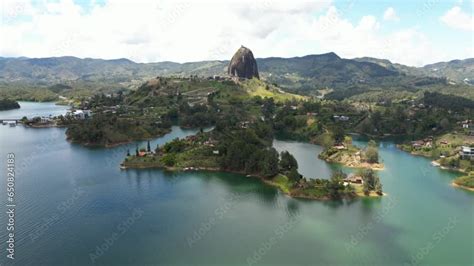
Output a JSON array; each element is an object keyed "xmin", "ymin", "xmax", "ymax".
[
  {"xmin": 66, "ymin": 113, "xmax": 169, "ymax": 146},
  {"xmin": 358, "ymin": 169, "xmax": 383, "ymax": 195},
  {"xmin": 0, "ymin": 99, "xmax": 20, "ymax": 111},
  {"xmin": 424, "ymin": 92, "xmax": 474, "ymax": 111},
  {"xmin": 365, "ymin": 140, "xmax": 379, "ymax": 164},
  {"xmin": 219, "ymin": 128, "xmax": 280, "ymax": 177},
  {"xmin": 178, "ymin": 103, "xmax": 216, "ymax": 128}
]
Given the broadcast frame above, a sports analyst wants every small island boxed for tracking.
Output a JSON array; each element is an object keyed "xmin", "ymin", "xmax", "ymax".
[
  {"xmin": 0, "ymin": 99, "xmax": 20, "ymax": 111},
  {"xmin": 318, "ymin": 135, "xmax": 384, "ymax": 170},
  {"xmin": 121, "ymin": 125, "xmax": 384, "ymax": 200}
]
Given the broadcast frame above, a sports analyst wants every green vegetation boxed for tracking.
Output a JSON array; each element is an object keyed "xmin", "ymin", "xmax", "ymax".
[
  {"xmin": 424, "ymin": 92, "xmax": 474, "ymax": 111},
  {"xmin": 453, "ymin": 172, "xmax": 474, "ymax": 191},
  {"xmin": 123, "ymin": 117, "xmax": 382, "ymax": 200},
  {"xmin": 0, "ymin": 99, "xmax": 20, "ymax": 111},
  {"xmin": 399, "ymin": 132, "xmax": 473, "ymax": 173},
  {"xmin": 65, "ymin": 113, "xmax": 171, "ymax": 147},
  {"xmin": 3, "ymin": 53, "xmax": 472, "ymax": 105},
  {"xmin": 318, "ymin": 137, "xmax": 383, "ymax": 170},
  {"xmin": 0, "ymin": 84, "xmax": 58, "ymax": 102},
  {"xmin": 358, "ymin": 169, "xmax": 383, "ymax": 196}
]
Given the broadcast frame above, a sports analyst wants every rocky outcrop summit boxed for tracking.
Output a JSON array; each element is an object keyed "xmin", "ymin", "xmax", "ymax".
[{"xmin": 228, "ymin": 46, "xmax": 259, "ymax": 79}]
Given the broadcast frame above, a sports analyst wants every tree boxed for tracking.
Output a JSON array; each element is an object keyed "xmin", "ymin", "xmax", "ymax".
[
  {"xmin": 126, "ymin": 149, "xmax": 130, "ymax": 157},
  {"xmin": 363, "ymin": 183, "xmax": 370, "ymax": 196},
  {"xmin": 368, "ymin": 140, "xmax": 377, "ymax": 147},
  {"xmin": 287, "ymin": 168, "xmax": 301, "ymax": 181},
  {"xmin": 135, "ymin": 146, "xmax": 139, "ymax": 156},
  {"xmin": 440, "ymin": 118, "xmax": 450, "ymax": 130},
  {"xmin": 328, "ymin": 170, "xmax": 346, "ymax": 197},
  {"xmin": 261, "ymin": 148, "xmax": 279, "ymax": 177},
  {"xmin": 360, "ymin": 169, "xmax": 382, "ymax": 195},
  {"xmin": 371, "ymin": 110, "xmax": 382, "ymax": 130},
  {"xmin": 332, "ymin": 125, "xmax": 345, "ymax": 144},
  {"xmin": 365, "ymin": 147, "xmax": 379, "ymax": 163},
  {"xmin": 331, "ymin": 170, "xmax": 346, "ymax": 181},
  {"xmin": 320, "ymin": 133, "xmax": 335, "ymax": 149},
  {"xmin": 346, "ymin": 184, "xmax": 355, "ymax": 194},
  {"xmin": 375, "ymin": 179, "xmax": 383, "ymax": 195},
  {"xmin": 147, "ymin": 141, "xmax": 151, "ymax": 152},
  {"xmin": 279, "ymin": 151, "xmax": 298, "ymax": 171},
  {"xmin": 262, "ymin": 98, "xmax": 275, "ymax": 119},
  {"xmin": 161, "ymin": 154, "xmax": 176, "ymax": 166}
]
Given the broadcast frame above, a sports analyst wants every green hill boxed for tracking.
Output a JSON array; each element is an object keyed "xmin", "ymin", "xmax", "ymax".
[{"xmin": 1, "ymin": 53, "xmax": 472, "ymax": 101}]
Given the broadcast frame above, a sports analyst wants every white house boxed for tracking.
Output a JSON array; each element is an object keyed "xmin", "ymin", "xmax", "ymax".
[
  {"xmin": 460, "ymin": 146, "xmax": 474, "ymax": 159},
  {"xmin": 68, "ymin": 109, "xmax": 92, "ymax": 120},
  {"xmin": 334, "ymin": 115, "xmax": 350, "ymax": 121}
]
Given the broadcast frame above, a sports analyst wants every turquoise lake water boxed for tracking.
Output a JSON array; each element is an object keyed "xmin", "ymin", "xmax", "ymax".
[{"xmin": 0, "ymin": 103, "xmax": 472, "ymax": 265}]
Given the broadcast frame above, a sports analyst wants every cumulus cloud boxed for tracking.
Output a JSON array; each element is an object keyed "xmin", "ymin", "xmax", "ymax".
[
  {"xmin": 440, "ymin": 6, "xmax": 474, "ymax": 31},
  {"xmin": 0, "ymin": 0, "xmax": 469, "ymax": 66},
  {"xmin": 383, "ymin": 7, "xmax": 399, "ymax": 21}
]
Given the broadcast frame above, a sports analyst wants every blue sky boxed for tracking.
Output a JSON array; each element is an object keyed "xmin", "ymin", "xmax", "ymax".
[{"xmin": 1, "ymin": 0, "xmax": 472, "ymax": 66}]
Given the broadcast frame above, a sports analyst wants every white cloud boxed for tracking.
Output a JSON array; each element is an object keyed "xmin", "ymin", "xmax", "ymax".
[
  {"xmin": 440, "ymin": 6, "xmax": 474, "ymax": 31},
  {"xmin": 383, "ymin": 7, "xmax": 399, "ymax": 21},
  {"xmin": 300, "ymin": 6, "xmax": 448, "ymax": 66},
  {"xmin": 0, "ymin": 0, "xmax": 471, "ymax": 66}
]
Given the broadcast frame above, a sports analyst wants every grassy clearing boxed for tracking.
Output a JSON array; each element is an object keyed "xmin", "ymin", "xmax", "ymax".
[
  {"xmin": 265, "ymin": 174, "xmax": 293, "ymax": 194},
  {"xmin": 240, "ymin": 78, "xmax": 307, "ymax": 102}
]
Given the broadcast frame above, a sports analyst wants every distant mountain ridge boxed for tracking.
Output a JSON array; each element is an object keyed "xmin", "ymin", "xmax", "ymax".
[
  {"xmin": 354, "ymin": 57, "xmax": 474, "ymax": 85},
  {"xmin": 0, "ymin": 53, "xmax": 472, "ymax": 94}
]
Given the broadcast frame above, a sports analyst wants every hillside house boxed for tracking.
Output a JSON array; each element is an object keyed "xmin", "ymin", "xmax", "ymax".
[
  {"xmin": 68, "ymin": 109, "xmax": 92, "ymax": 120},
  {"xmin": 344, "ymin": 173, "xmax": 363, "ymax": 184},
  {"xmin": 460, "ymin": 146, "xmax": 474, "ymax": 159},
  {"xmin": 334, "ymin": 115, "xmax": 349, "ymax": 121}
]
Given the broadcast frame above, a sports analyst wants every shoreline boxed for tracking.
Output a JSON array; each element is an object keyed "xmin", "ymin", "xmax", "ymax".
[
  {"xmin": 121, "ymin": 163, "xmax": 383, "ymax": 200},
  {"xmin": 67, "ymin": 128, "xmax": 172, "ymax": 148},
  {"xmin": 451, "ymin": 182, "xmax": 474, "ymax": 192},
  {"xmin": 322, "ymin": 158, "xmax": 384, "ymax": 171},
  {"xmin": 397, "ymin": 145, "xmax": 467, "ymax": 174}
]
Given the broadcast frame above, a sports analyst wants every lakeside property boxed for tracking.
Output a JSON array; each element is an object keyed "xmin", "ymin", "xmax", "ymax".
[
  {"xmin": 317, "ymin": 137, "xmax": 384, "ymax": 170},
  {"xmin": 398, "ymin": 132, "xmax": 474, "ymax": 174},
  {"xmin": 121, "ymin": 127, "xmax": 384, "ymax": 200}
]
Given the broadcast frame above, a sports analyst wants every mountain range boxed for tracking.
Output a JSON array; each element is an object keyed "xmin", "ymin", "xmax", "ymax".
[{"xmin": 0, "ymin": 53, "xmax": 472, "ymax": 99}]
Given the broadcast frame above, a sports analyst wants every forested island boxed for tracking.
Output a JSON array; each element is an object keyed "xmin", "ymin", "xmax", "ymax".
[
  {"xmin": 121, "ymin": 124, "xmax": 383, "ymax": 200},
  {"xmin": 0, "ymin": 99, "xmax": 20, "ymax": 111}
]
